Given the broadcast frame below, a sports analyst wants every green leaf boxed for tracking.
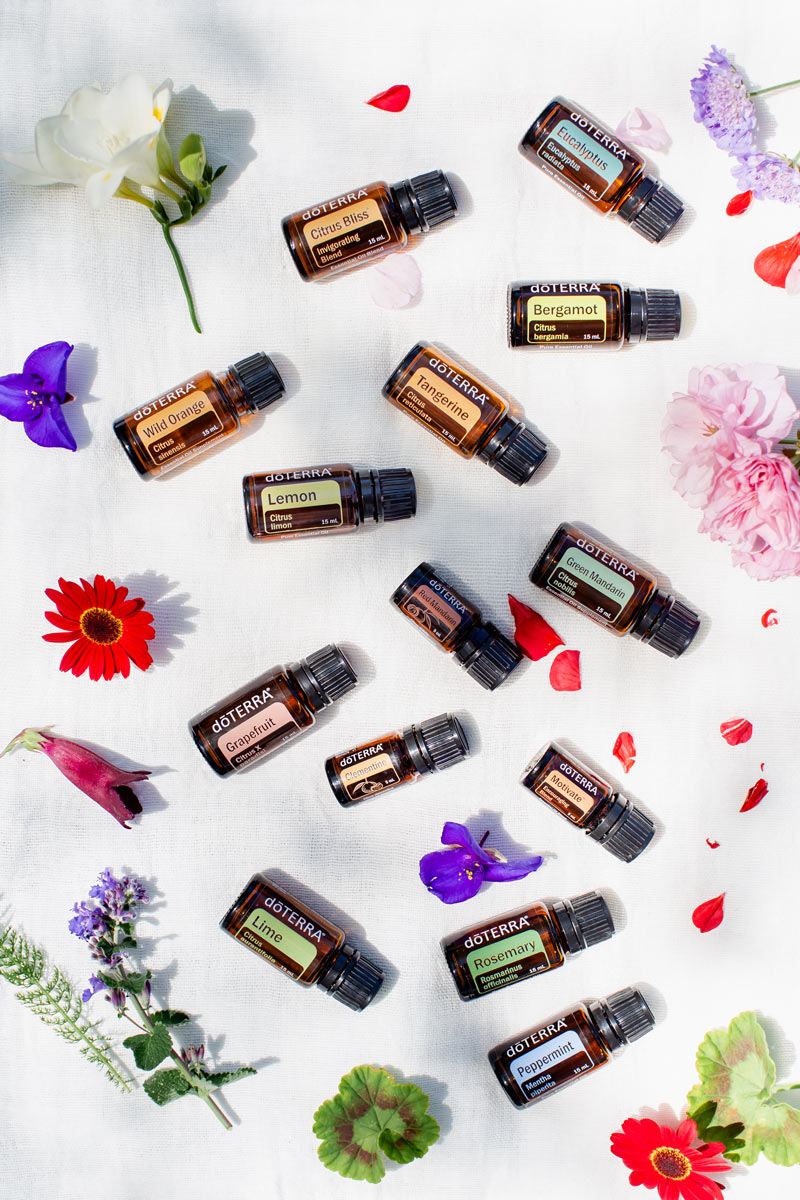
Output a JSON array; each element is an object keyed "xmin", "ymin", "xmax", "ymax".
[
  {"xmin": 115, "ymin": 971, "xmax": 149, "ymax": 995},
  {"xmin": 150, "ymin": 1009, "xmax": 190, "ymax": 1027},
  {"xmin": 156, "ymin": 127, "xmax": 175, "ymax": 178},
  {"xmin": 690, "ymin": 1100, "xmax": 746, "ymax": 1159},
  {"xmin": 178, "ymin": 134, "xmax": 206, "ymax": 184},
  {"xmin": 687, "ymin": 1011, "xmax": 800, "ymax": 1166},
  {"xmin": 212, "ymin": 164, "xmax": 227, "ymax": 181},
  {"xmin": 205, "ymin": 1067, "xmax": 257, "ymax": 1089},
  {"xmin": 143, "ymin": 1068, "xmax": 193, "ymax": 1107},
  {"xmin": 122, "ymin": 1024, "xmax": 172, "ymax": 1070},
  {"xmin": 313, "ymin": 1065, "xmax": 440, "ymax": 1183}
]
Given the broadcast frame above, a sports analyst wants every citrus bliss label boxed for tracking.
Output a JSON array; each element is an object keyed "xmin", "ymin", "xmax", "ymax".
[
  {"xmin": 548, "ymin": 546, "xmax": 636, "ymax": 622},
  {"xmin": 302, "ymin": 198, "xmax": 390, "ymax": 269},
  {"xmin": 467, "ymin": 928, "xmax": 551, "ymax": 993},
  {"xmin": 526, "ymin": 294, "xmax": 607, "ymax": 344},
  {"xmin": 240, "ymin": 907, "xmax": 318, "ymax": 973},
  {"xmin": 136, "ymin": 389, "xmax": 226, "ymax": 467},
  {"xmin": 259, "ymin": 478, "xmax": 343, "ymax": 535},
  {"xmin": 537, "ymin": 118, "xmax": 623, "ymax": 201}
]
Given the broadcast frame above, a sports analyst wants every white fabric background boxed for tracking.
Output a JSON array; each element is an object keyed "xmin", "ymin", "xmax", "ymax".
[{"xmin": 2, "ymin": 1, "xmax": 800, "ymax": 1197}]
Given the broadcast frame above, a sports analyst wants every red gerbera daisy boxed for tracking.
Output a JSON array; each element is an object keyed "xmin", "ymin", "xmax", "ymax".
[
  {"xmin": 610, "ymin": 1117, "xmax": 731, "ymax": 1199},
  {"xmin": 43, "ymin": 575, "xmax": 155, "ymax": 681}
]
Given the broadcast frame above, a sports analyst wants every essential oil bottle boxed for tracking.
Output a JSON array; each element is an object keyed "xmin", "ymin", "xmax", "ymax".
[
  {"xmin": 114, "ymin": 353, "xmax": 285, "ymax": 479},
  {"xmin": 489, "ymin": 986, "xmax": 655, "ymax": 1107},
  {"xmin": 243, "ymin": 463, "xmax": 416, "ymax": 541},
  {"xmin": 391, "ymin": 562, "xmax": 522, "ymax": 690},
  {"xmin": 442, "ymin": 891, "xmax": 614, "ymax": 1001},
  {"xmin": 530, "ymin": 523, "xmax": 701, "ymax": 657},
  {"xmin": 521, "ymin": 742, "xmax": 654, "ymax": 862},
  {"xmin": 282, "ymin": 172, "xmax": 457, "ymax": 280},
  {"xmin": 325, "ymin": 712, "xmax": 469, "ymax": 807},
  {"xmin": 507, "ymin": 282, "xmax": 681, "ymax": 348},
  {"xmin": 190, "ymin": 644, "xmax": 357, "ymax": 776},
  {"xmin": 220, "ymin": 874, "xmax": 383, "ymax": 1010},
  {"xmin": 382, "ymin": 343, "xmax": 548, "ymax": 485},
  {"xmin": 519, "ymin": 98, "xmax": 684, "ymax": 242}
]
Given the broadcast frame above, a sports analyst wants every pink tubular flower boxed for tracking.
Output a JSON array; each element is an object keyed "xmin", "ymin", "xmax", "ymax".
[{"xmin": 699, "ymin": 450, "xmax": 800, "ymax": 580}]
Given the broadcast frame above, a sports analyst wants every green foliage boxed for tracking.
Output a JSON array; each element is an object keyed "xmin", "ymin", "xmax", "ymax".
[
  {"xmin": 313, "ymin": 1065, "xmax": 440, "ymax": 1184},
  {"xmin": 204, "ymin": 1067, "xmax": 257, "ymax": 1089},
  {"xmin": 151, "ymin": 1009, "xmax": 190, "ymax": 1026},
  {"xmin": 178, "ymin": 134, "xmax": 206, "ymax": 185},
  {"xmin": 99, "ymin": 969, "xmax": 149, "ymax": 994},
  {"xmin": 690, "ymin": 1100, "xmax": 746, "ymax": 1158},
  {"xmin": 0, "ymin": 923, "xmax": 131, "ymax": 1091},
  {"xmin": 143, "ymin": 1068, "xmax": 193, "ymax": 1106},
  {"xmin": 123, "ymin": 1023, "xmax": 173, "ymax": 1070}
]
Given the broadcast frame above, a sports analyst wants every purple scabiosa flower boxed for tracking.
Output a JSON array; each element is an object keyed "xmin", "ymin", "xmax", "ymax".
[
  {"xmin": 88, "ymin": 868, "xmax": 148, "ymax": 918},
  {"xmin": 690, "ymin": 46, "xmax": 757, "ymax": 156},
  {"xmin": 0, "ymin": 341, "xmax": 76, "ymax": 450},
  {"xmin": 82, "ymin": 974, "xmax": 106, "ymax": 1002},
  {"xmin": 419, "ymin": 821, "xmax": 543, "ymax": 904},
  {"xmin": 733, "ymin": 152, "xmax": 800, "ymax": 204},
  {"xmin": 68, "ymin": 901, "xmax": 107, "ymax": 942}
]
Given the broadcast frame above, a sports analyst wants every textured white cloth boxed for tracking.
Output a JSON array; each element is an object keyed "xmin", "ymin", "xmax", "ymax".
[{"xmin": 2, "ymin": 2, "xmax": 800, "ymax": 1197}]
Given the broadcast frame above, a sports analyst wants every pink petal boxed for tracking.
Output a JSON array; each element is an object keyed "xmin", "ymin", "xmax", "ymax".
[
  {"xmin": 761, "ymin": 608, "xmax": 779, "ymax": 627},
  {"xmin": 726, "ymin": 190, "xmax": 753, "ymax": 216},
  {"xmin": 508, "ymin": 594, "xmax": 564, "ymax": 661},
  {"xmin": 39, "ymin": 734, "xmax": 149, "ymax": 827},
  {"xmin": 786, "ymin": 256, "xmax": 800, "ymax": 295},
  {"xmin": 706, "ymin": 839, "xmax": 720, "ymax": 849},
  {"xmin": 612, "ymin": 731, "xmax": 636, "ymax": 773},
  {"xmin": 549, "ymin": 649, "xmax": 581, "ymax": 692},
  {"xmin": 365, "ymin": 253, "xmax": 421, "ymax": 309},
  {"xmin": 692, "ymin": 893, "xmax": 725, "ymax": 932},
  {"xmin": 754, "ymin": 232, "xmax": 800, "ymax": 289},
  {"xmin": 720, "ymin": 718, "xmax": 753, "ymax": 746},
  {"xmin": 740, "ymin": 777, "xmax": 768, "ymax": 812},
  {"xmin": 614, "ymin": 107, "xmax": 671, "ymax": 152},
  {"xmin": 366, "ymin": 84, "xmax": 411, "ymax": 113}
]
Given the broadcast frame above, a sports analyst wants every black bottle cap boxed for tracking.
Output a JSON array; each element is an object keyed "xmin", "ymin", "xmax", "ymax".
[
  {"xmin": 382, "ymin": 343, "xmax": 425, "ymax": 399},
  {"xmin": 554, "ymin": 892, "xmax": 615, "ymax": 954},
  {"xmin": 618, "ymin": 177, "xmax": 684, "ymax": 243},
  {"xmin": 454, "ymin": 621, "xmax": 522, "ymax": 690},
  {"xmin": 628, "ymin": 290, "xmax": 682, "ymax": 342},
  {"xmin": 230, "ymin": 353, "xmax": 285, "ymax": 412},
  {"xmin": 392, "ymin": 172, "xmax": 458, "ymax": 234},
  {"xmin": 478, "ymin": 415, "xmax": 548, "ymax": 485},
  {"xmin": 358, "ymin": 469, "xmax": 417, "ymax": 524},
  {"xmin": 632, "ymin": 589, "xmax": 700, "ymax": 658},
  {"xmin": 405, "ymin": 712, "xmax": 470, "ymax": 774},
  {"xmin": 599, "ymin": 986, "xmax": 655, "ymax": 1047},
  {"xmin": 316, "ymin": 942, "xmax": 384, "ymax": 1010},
  {"xmin": 590, "ymin": 793, "xmax": 654, "ymax": 862},
  {"xmin": 297, "ymin": 644, "xmax": 358, "ymax": 709}
]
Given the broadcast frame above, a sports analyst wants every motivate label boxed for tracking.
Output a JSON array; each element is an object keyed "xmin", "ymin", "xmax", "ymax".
[
  {"xmin": 466, "ymin": 929, "xmax": 551, "ymax": 993},
  {"xmin": 536, "ymin": 766, "xmax": 599, "ymax": 823},
  {"xmin": 547, "ymin": 546, "xmax": 636, "ymax": 623},
  {"xmin": 526, "ymin": 295, "xmax": 607, "ymax": 344},
  {"xmin": 537, "ymin": 119, "xmax": 623, "ymax": 201}
]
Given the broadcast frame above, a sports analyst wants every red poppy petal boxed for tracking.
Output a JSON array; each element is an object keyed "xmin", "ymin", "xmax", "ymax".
[
  {"xmin": 692, "ymin": 893, "xmax": 725, "ymax": 932},
  {"xmin": 754, "ymin": 231, "xmax": 800, "ymax": 288},
  {"xmin": 613, "ymin": 731, "xmax": 636, "ymax": 772},
  {"xmin": 726, "ymin": 189, "xmax": 752, "ymax": 215},
  {"xmin": 366, "ymin": 84, "xmax": 411, "ymax": 113},
  {"xmin": 44, "ymin": 587, "xmax": 80, "ymax": 619},
  {"xmin": 508, "ymin": 594, "xmax": 564, "ymax": 661},
  {"xmin": 741, "ymin": 777, "xmax": 768, "ymax": 812},
  {"xmin": 42, "ymin": 630, "xmax": 81, "ymax": 643},
  {"xmin": 549, "ymin": 648, "xmax": 581, "ymax": 691},
  {"xmin": 44, "ymin": 610, "xmax": 79, "ymax": 632},
  {"xmin": 761, "ymin": 608, "xmax": 779, "ymax": 627},
  {"xmin": 706, "ymin": 838, "xmax": 720, "ymax": 849},
  {"xmin": 720, "ymin": 717, "xmax": 753, "ymax": 745}
]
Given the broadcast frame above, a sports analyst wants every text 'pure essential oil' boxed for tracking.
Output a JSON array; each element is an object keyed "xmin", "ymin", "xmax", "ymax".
[
  {"xmin": 282, "ymin": 171, "xmax": 457, "ymax": 280},
  {"xmin": 243, "ymin": 463, "xmax": 416, "ymax": 541},
  {"xmin": 221, "ymin": 874, "xmax": 383, "ymax": 1010},
  {"xmin": 529, "ymin": 523, "xmax": 701, "ymax": 657},
  {"xmin": 508, "ymin": 282, "xmax": 681, "ymax": 348},
  {"xmin": 519, "ymin": 98, "xmax": 684, "ymax": 242},
  {"xmin": 190, "ymin": 644, "xmax": 357, "ymax": 775},
  {"xmin": 114, "ymin": 353, "xmax": 285, "ymax": 479}
]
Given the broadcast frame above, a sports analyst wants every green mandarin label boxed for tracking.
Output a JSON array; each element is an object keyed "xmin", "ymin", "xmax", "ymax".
[
  {"xmin": 466, "ymin": 929, "xmax": 550, "ymax": 992},
  {"xmin": 549, "ymin": 546, "xmax": 635, "ymax": 618},
  {"xmin": 241, "ymin": 908, "xmax": 318, "ymax": 971}
]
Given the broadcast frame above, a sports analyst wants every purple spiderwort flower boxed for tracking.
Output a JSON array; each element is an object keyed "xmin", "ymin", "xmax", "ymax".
[
  {"xmin": 690, "ymin": 46, "xmax": 757, "ymax": 156},
  {"xmin": 419, "ymin": 821, "xmax": 543, "ymax": 904},
  {"xmin": 82, "ymin": 974, "xmax": 106, "ymax": 1003},
  {"xmin": 733, "ymin": 152, "xmax": 800, "ymax": 204},
  {"xmin": 0, "ymin": 341, "xmax": 76, "ymax": 450}
]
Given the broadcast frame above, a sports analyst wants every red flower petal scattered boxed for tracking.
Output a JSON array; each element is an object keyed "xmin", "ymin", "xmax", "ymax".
[
  {"xmin": 508, "ymin": 594, "xmax": 564, "ymax": 661},
  {"xmin": 720, "ymin": 717, "xmax": 753, "ymax": 745},
  {"xmin": 610, "ymin": 1115, "xmax": 731, "ymax": 1198},
  {"xmin": 741, "ymin": 777, "xmax": 768, "ymax": 812},
  {"xmin": 549, "ymin": 649, "xmax": 581, "ymax": 691},
  {"xmin": 366, "ymin": 84, "xmax": 411, "ymax": 113},
  {"xmin": 754, "ymin": 231, "xmax": 800, "ymax": 288},
  {"xmin": 693, "ymin": 893, "xmax": 726, "ymax": 932},
  {"xmin": 706, "ymin": 839, "xmax": 720, "ymax": 849},
  {"xmin": 612, "ymin": 731, "xmax": 636, "ymax": 773},
  {"xmin": 761, "ymin": 608, "xmax": 779, "ymax": 627},
  {"xmin": 726, "ymin": 189, "xmax": 752, "ymax": 215},
  {"xmin": 42, "ymin": 574, "xmax": 155, "ymax": 681}
]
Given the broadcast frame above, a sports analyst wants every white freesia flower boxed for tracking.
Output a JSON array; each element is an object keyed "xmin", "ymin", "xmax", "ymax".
[{"xmin": 1, "ymin": 73, "xmax": 172, "ymax": 208}]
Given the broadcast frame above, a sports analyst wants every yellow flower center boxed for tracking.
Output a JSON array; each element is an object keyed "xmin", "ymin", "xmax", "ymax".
[
  {"xmin": 650, "ymin": 1147, "xmax": 692, "ymax": 1181},
  {"xmin": 80, "ymin": 607, "xmax": 123, "ymax": 645},
  {"xmin": 153, "ymin": 106, "xmax": 163, "ymax": 121}
]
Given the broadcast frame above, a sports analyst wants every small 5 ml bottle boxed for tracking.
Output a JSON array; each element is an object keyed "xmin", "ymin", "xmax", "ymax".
[
  {"xmin": 282, "ymin": 171, "xmax": 457, "ymax": 281},
  {"xmin": 519, "ymin": 97, "xmax": 684, "ymax": 243},
  {"xmin": 521, "ymin": 741, "xmax": 654, "ymax": 862},
  {"xmin": 325, "ymin": 712, "xmax": 469, "ymax": 807},
  {"xmin": 507, "ymin": 282, "xmax": 681, "ymax": 349},
  {"xmin": 391, "ymin": 562, "xmax": 522, "ymax": 690},
  {"xmin": 190, "ymin": 644, "xmax": 357, "ymax": 776},
  {"xmin": 221, "ymin": 874, "xmax": 383, "ymax": 1010},
  {"xmin": 114, "ymin": 353, "xmax": 285, "ymax": 479},
  {"xmin": 382, "ymin": 342, "xmax": 548, "ymax": 485},
  {"xmin": 242, "ymin": 463, "xmax": 416, "ymax": 541},
  {"xmin": 489, "ymin": 986, "xmax": 655, "ymax": 1108},
  {"xmin": 442, "ymin": 891, "xmax": 614, "ymax": 1001},
  {"xmin": 530, "ymin": 522, "xmax": 701, "ymax": 658}
]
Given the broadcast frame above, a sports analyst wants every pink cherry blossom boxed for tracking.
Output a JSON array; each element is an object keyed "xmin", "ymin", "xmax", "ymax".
[
  {"xmin": 699, "ymin": 450, "xmax": 800, "ymax": 580},
  {"xmin": 615, "ymin": 108, "xmax": 671, "ymax": 152}
]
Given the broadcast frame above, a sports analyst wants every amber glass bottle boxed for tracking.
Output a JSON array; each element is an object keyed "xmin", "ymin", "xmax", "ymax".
[
  {"xmin": 325, "ymin": 712, "xmax": 469, "ymax": 807},
  {"xmin": 443, "ymin": 891, "xmax": 614, "ymax": 1001},
  {"xmin": 382, "ymin": 342, "xmax": 548, "ymax": 485},
  {"xmin": 114, "ymin": 353, "xmax": 284, "ymax": 479},
  {"xmin": 282, "ymin": 171, "xmax": 457, "ymax": 280},
  {"xmin": 519, "ymin": 98, "xmax": 684, "ymax": 242},
  {"xmin": 521, "ymin": 741, "xmax": 654, "ymax": 862},
  {"xmin": 508, "ymin": 282, "xmax": 681, "ymax": 348},
  {"xmin": 190, "ymin": 644, "xmax": 357, "ymax": 776},
  {"xmin": 391, "ymin": 562, "xmax": 522, "ymax": 690},
  {"xmin": 243, "ymin": 463, "xmax": 416, "ymax": 541},
  {"xmin": 220, "ymin": 874, "xmax": 383, "ymax": 1010},
  {"xmin": 489, "ymin": 986, "xmax": 654, "ymax": 1107},
  {"xmin": 529, "ymin": 522, "xmax": 700, "ymax": 657}
]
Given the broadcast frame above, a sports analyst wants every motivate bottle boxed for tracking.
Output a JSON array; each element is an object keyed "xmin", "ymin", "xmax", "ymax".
[
  {"xmin": 282, "ymin": 172, "xmax": 457, "ymax": 280},
  {"xmin": 325, "ymin": 712, "xmax": 469, "ymax": 807},
  {"xmin": 529, "ymin": 523, "xmax": 701, "ymax": 657},
  {"xmin": 243, "ymin": 463, "xmax": 416, "ymax": 541},
  {"xmin": 383, "ymin": 343, "xmax": 548, "ymax": 485},
  {"xmin": 220, "ymin": 874, "xmax": 383, "ymax": 1010},
  {"xmin": 508, "ymin": 282, "xmax": 681, "ymax": 348},
  {"xmin": 391, "ymin": 562, "xmax": 522, "ymax": 690},
  {"xmin": 489, "ymin": 986, "xmax": 655, "ymax": 1107},
  {"xmin": 519, "ymin": 98, "xmax": 684, "ymax": 243},
  {"xmin": 442, "ymin": 891, "xmax": 614, "ymax": 1001},
  {"xmin": 114, "ymin": 353, "xmax": 285, "ymax": 479},
  {"xmin": 190, "ymin": 644, "xmax": 357, "ymax": 776},
  {"xmin": 521, "ymin": 742, "xmax": 654, "ymax": 862}
]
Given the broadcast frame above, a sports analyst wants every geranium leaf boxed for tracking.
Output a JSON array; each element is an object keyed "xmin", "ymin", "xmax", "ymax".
[
  {"xmin": 122, "ymin": 1024, "xmax": 172, "ymax": 1070},
  {"xmin": 313, "ymin": 1064, "xmax": 440, "ymax": 1183},
  {"xmin": 178, "ymin": 134, "xmax": 206, "ymax": 184},
  {"xmin": 205, "ymin": 1067, "xmax": 257, "ymax": 1088},
  {"xmin": 150, "ymin": 1009, "xmax": 190, "ymax": 1026},
  {"xmin": 690, "ymin": 1099, "xmax": 746, "ymax": 1158},
  {"xmin": 142, "ymin": 1068, "xmax": 193, "ymax": 1106}
]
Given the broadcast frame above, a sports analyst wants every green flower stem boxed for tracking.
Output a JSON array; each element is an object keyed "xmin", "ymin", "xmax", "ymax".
[
  {"xmin": 160, "ymin": 168, "xmax": 193, "ymax": 193},
  {"xmin": 33, "ymin": 971, "xmax": 131, "ymax": 1090},
  {"xmin": 751, "ymin": 78, "xmax": 800, "ymax": 97},
  {"xmin": 160, "ymin": 223, "xmax": 201, "ymax": 334},
  {"xmin": 117, "ymin": 183, "xmax": 156, "ymax": 211}
]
